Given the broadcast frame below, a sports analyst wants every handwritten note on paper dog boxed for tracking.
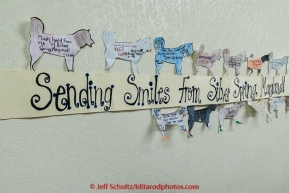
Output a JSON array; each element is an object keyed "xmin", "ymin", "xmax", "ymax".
[
  {"xmin": 268, "ymin": 52, "xmax": 289, "ymax": 75},
  {"xmin": 152, "ymin": 107, "xmax": 188, "ymax": 140},
  {"xmin": 247, "ymin": 54, "xmax": 269, "ymax": 76},
  {"xmin": 29, "ymin": 17, "xmax": 94, "ymax": 72},
  {"xmin": 187, "ymin": 105, "xmax": 217, "ymax": 137},
  {"xmin": 103, "ymin": 30, "xmax": 152, "ymax": 74},
  {"xmin": 268, "ymin": 97, "xmax": 285, "ymax": 121},
  {"xmin": 224, "ymin": 48, "xmax": 246, "ymax": 76},
  {"xmin": 195, "ymin": 44, "xmax": 221, "ymax": 76},
  {"xmin": 218, "ymin": 102, "xmax": 244, "ymax": 132},
  {"xmin": 154, "ymin": 37, "xmax": 194, "ymax": 75}
]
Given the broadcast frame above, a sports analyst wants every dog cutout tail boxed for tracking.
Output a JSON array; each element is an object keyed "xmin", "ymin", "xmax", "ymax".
[
  {"xmin": 102, "ymin": 30, "xmax": 116, "ymax": 48},
  {"xmin": 30, "ymin": 17, "xmax": 44, "ymax": 37}
]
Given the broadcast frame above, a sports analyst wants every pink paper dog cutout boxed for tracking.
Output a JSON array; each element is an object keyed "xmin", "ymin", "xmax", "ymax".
[{"xmin": 195, "ymin": 44, "xmax": 221, "ymax": 76}]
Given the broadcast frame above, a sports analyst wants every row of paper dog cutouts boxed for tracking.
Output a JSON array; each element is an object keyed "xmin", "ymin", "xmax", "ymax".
[
  {"xmin": 29, "ymin": 17, "xmax": 289, "ymax": 76},
  {"xmin": 153, "ymin": 97, "xmax": 288, "ymax": 140}
]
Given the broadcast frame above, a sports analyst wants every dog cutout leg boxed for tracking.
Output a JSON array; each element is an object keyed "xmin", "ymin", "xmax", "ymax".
[
  {"xmin": 258, "ymin": 69, "xmax": 261, "ymax": 76},
  {"xmin": 208, "ymin": 67, "xmax": 214, "ymax": 76},
  {"xmin": 195, "ymin": 64, "xmax": 199, "ymax": 73},
  {"xmin": 175, "ymin": 62, "xmax": 182, "ymax": 75},
  {"xmin": 268, "ymin": 113, "xmax": 273, "ymax": 122},
  {"xmin": 178, "ymin": 122, "xmax": 187, "ymax": 131},
  {"xmin": 277, "ymin": 68, "xmax": 281, "ymax": 76},
  {"xmin": 265, "ymin": 109, "xmax": 271, "ymax": 117},
  {"xmin": 268, "ymin": 64, "xmax": 271, "ymax": 75},
  {"xmin": 158, "ymin": 124, "xmax": 168, "ymax": 140},
  {"xmin": 188, "ymin": 121, "xmax": 194, "ymax": 137},
  {"xmin": 249, "ymin": 69, "xmax": 253, "ymax": 76},
  {"xmin": 156, "ymin": 62, "xmax": 163, "ymax": 75},
  {"xmin": 131, "ymin": 60, "xmax": 139, "ymax": 74},
  {"xmin": 224, "ymin": 63, "xmax": 229, "ymax": 76},
  {"xmin": 105, "ymin": 58, "xmax": 115, "ymax": 72},
  {"xmin": 178, "ymin": 122, "xmax": 189, "ymax": 138},
  {"xmin": 235, "ymin": 119, "xmax": 242, "ymax": 124},
  {"xmin": 208, "ymin": 121, "xmax": 212, "ymax": 128},
  {"xmin": 65, "ymin": 56, "xmax": 74, "ymax": 72},
  {"xmin": 30, "ymin": 51, "xmax": 43, "ymax": 71},
  {"xmin": 236, "ymin": 66, "xmax": 240, "ymax": 76},
  {"xmin": 219, "ymin": 117, "xmax": 224, "ymax": 132}
]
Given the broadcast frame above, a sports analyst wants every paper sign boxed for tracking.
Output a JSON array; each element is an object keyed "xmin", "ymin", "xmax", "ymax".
[
  {"xmin": 0, "ymin": 70, "xmax": 288, "ymax": 120},
  {"xmin": 154, "ymin": 37, "xmax": 194, "ymax": 75},
  {"xmin": 224, "ymin": 48, "xmax": 246, "ymax": 76},
  {"xmin": 152, "ymin": 107, "xmax": 188, "ymax": 140},
  {"xmin": 103, "ymin": 30, "xmax": 152, "ymax": 74},
  {"xmin": 195, "ymin": 44, "xmax": 221, "ymax": 76},
  {"xmin": 29, "ymin": 17, "xmax": 94, "ymax": 71}
]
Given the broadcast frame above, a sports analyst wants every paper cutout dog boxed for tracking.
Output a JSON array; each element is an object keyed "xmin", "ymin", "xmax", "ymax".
[
  {"xmin": 224, "ymin": 48, "xmax": 246, "ymax": 76},
  {"xmin": 247, "ymin": 54, "xmax": 269, "ymax": 76},
  {"xmin": 154, "ymin": 37, "xmax": 194, "ymax": 75},
  {"xmin": 152, "ymin": 107, "xmax": 188, "ymax": 140},
  {"xmin": 195, "ymin": 44, "xmax": 221, "ymax": 76},
  {"xmin": 247, "ymin": 99, "xmax": 271, "ymax": 117},
  {"xmin": 219, "ymin": 102, "xmax": 244, "ymax": 131},
  {"xmin": 187, "ymin": 105, "xmax": 217, "ymax": 137},
  {"xmin": 29, "ymin": 17, "xmax": 94, "ymax": 71},
  {"xmin": 268, "ymin": 52, "xmax": 289, "ymax": 75},
  {"xmin": 268, "ymin": 97, "xmax": 285, "ymax": 121},
  {"xmin": 103, "ymin": 30, "xmax": 152, "ymax": 74}
]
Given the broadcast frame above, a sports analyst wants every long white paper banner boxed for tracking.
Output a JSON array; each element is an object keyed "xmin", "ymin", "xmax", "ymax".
[{"xmin": 0, "ymin": 70, "xmax": 286, "ymax": 119}]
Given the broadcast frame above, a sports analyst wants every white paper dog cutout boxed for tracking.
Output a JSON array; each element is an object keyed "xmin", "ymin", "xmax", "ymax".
[
  {"xmin": 224, "ymin": 48, "xmax": 246, "ymax": 76},
  {"xmin": 247, "ymin": 99, "xmax": 271, "ymax": 117},
  {"xmin": 268, "ymin": 52, "xmax": 289, "ymax": 75},
  {"xmin": 103, "ymin": 30, "xmax": 152, "ymax": 74},
  {"xmin": 29, "ymin": 17, "xmax": 94, "ymax": 71},
  {"xmin": 268, "ymin": 97, "xmax": 285, "ymax": 121},
  {"xmin": 195, "ymin": 44, "xmax": 221, "ymax": 76},
  {"xmin": 219, "ymin": 102, "xmax": 244, "ymax": 131},
  {"xmin": 152, "ymin": 107, "xmax": 188, "ymax": 140}
]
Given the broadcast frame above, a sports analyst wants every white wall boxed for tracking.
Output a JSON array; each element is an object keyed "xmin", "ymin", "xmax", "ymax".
[{"xmin": 1, "ymin": 0, "xmax": 289, "ymax": 192}]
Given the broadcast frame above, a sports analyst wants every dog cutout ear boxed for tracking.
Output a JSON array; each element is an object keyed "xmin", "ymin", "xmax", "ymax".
[{"xmin": 87, "ymin": 29, "xmax": 90, "ymax": 32}]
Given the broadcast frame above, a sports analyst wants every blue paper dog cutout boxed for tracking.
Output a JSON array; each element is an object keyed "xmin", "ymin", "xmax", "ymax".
[
  {"xmin": 154, "ymin": 37, "xmax": 194, "ymax": 75},
  {"xmin": 187, "ymin": 105, "xmax": 217, "ymax": 137}
]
